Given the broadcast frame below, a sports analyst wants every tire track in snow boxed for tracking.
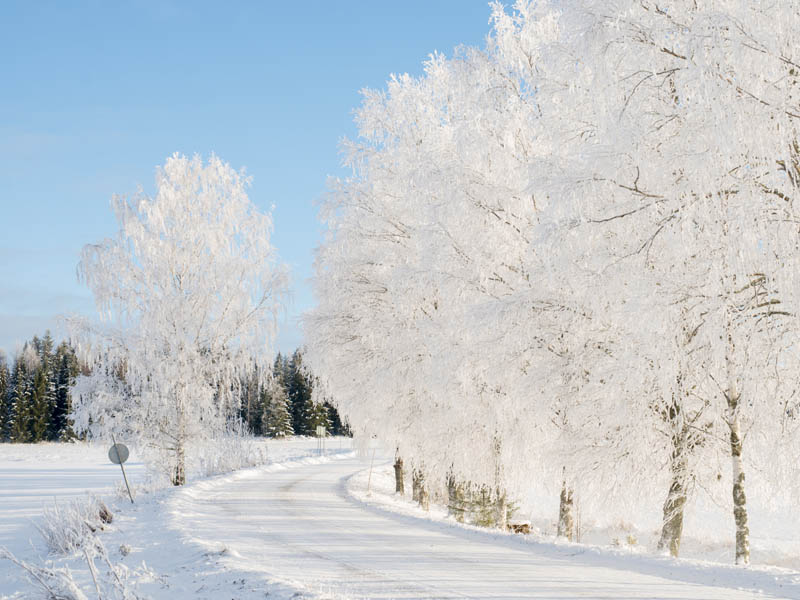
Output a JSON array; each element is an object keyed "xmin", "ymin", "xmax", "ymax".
[
  {"xmin": 272, "ymin": 470, "xmax": 475, "ymax": 599},
  {"xmin": 169, "ymin": 454, "xmax": 785, "ymax": 599}
]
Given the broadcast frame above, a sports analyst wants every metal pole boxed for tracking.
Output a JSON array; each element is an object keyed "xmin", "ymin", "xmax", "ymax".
[{"xmin": 112, "ymin": 434, "xmax": 134, "ymax": 504}]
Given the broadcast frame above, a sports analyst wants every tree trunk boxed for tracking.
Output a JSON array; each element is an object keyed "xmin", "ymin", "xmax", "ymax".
[
  {"xmin": 419, "ymin": 483, "xmax": 430, "ymax": 512},
  {"xmin": 172, "ymin": 437, "xmax": 186, "ymax": 486},
  {"xmin": 172, "ymin": 404, "xmax": 187, "ymax": 486},
  {"xmin": 657, "ymin": 462, "xmax": 688, "ymax": 557},
  {"xmin": 394, "ymin": 455, "xmax": 405, "ymax": 495},
  {"xmin": 491, "ymin": 436, "xmax": 506, "ymax": 529},
  {"xmin": 557, "ymin": 477, "xmax": 574, "ymax": 541},
  {"xmin": 657, "ymin": 417, "xmax": 690, "ymax": 557},
  {"xmin": 729, "ymin": 407, "xmax": 750, "ymax": 565},
  {"xmin": 721, "ymin": 244, "xmax": 749, "ymax": 565},
  {"xmin": 495, "ymin": 489, "xmax": 508, "ymax": 530},
  {"xmin": 413, "ymin": 469, "xmax": 429, "ymax": 511},
  {"xmin": 412, "ymin": 469, "xmax": 422, "ymax": 503},
  {"xmin": 725, "ymin": 320, "xmax": 750, "ymax": 566}
]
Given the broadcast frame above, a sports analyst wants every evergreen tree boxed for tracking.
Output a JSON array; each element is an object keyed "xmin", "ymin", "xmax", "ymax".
[
  {"xmin": 39, "ymin": 331, "xmax": 58, "ymax": 440},
  {"xmin": 51, "ymin": 342, "xmax": 78, "ymax": 440},
  {"xmin": 324, "ymin": 401, "xmax": 348, "ymax": 436},
  {"xmin": 38, "ymin": 331, "xmax": 55, "ymax": 365},
  {"xmin": 8, "ymin": 349, "xmax": 33, "ymax": 443},
  {"xmin": 29, "ymin": 366, "xmax": 51, "ymax": 442},
  {"xmin": 239, "ymin": 369, "xmax": 263, "ymax": 435},
  {"xmin": 287, "ymin": 350, "xmax": 313, "ymax": 435},
  {"xmin": 30, "ymin": 335, "xmax": 42, "ymax": 357},
  {"xmin": 273, "ymin": 353, "xmax": 289, "ymax": 385},
  {"xmin": 0, "ymin": 352, "xmax": 9, "ymax": 441},
  {"xmin": 262, "ymin": 376, "xmax": 293, "ymax": 438},
  {"xmin": 1, "ymin": 335, "xmax": 82, "ymax": 443},
  {"xmin": 306, "ymin": 401, "xmax": 331, "ymax": 435}
]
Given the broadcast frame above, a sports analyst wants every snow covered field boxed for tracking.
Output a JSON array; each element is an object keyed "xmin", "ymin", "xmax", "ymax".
[
  {"xmin": 0, "ymin": 438, "xmax": 352, "ymax": 599},
  {"xmin": 0, "ymin": 442, "xmax": 147, "ymax": 557},
  {"xmin": 2, "ymin": 440, "xmax": 799, "ymax": 599}
]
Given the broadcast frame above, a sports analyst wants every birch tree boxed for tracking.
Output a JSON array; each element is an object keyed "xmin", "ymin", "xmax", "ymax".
[
  {"xmin": 307, "ymin": 0, "xmax": 800, "ymax": 563},
  {"xmin": 498, "ymin": 0, "xmax": 798, "ymax": 562},
  {"xmin": 71, "ymin": 154, "xmax": 287, "ymax": 484}
]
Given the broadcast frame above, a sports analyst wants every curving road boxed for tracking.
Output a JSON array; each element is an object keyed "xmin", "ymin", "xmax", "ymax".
[{"xmin": 167, "ymin": 454, "xmax": 782, "ymax": 599}]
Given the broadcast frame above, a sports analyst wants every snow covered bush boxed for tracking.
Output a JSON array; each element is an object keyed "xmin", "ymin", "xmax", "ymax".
[
  {"xmin": 0, "ymin": 547, "xmax": 89, "ymax": 600},
  {"xmin": 70, "ymin": 154, "xmax": 287, "ymax": 485},
  {"xmin": 36, "ymin": 495, "xmax": 112, "ymax": 555},
  {"xmin": 2, "ymin": 535, "xmax": 148, "ymax": 600},
  {"xmin": 194, "ymin": 432, "xmax": 269, "ymax": 479}
]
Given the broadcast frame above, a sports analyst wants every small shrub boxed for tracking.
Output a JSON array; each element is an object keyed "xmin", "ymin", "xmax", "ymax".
[
  {"xmin": 36, "ymin": 495, "xmax": 109, "ymax": 555},
  {"xmin": 0, "ymin": 547, "xmax": 88, "ymax": 600},
  {"xmin": 194, "ymin": 434, "xmax": 269, "ymax": 478}
]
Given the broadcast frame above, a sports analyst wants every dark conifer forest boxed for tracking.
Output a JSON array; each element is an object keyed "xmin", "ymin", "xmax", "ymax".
[{"xmin": 0, "ymin": 335, "xmax": 346, "ymax": 443}]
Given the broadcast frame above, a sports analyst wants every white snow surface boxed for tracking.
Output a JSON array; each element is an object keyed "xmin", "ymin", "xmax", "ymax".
[
  {"xmin": 0, "ymin": 438, "xmax": 351, "ymax": 598},
  {"xmin": 171, "ymin": 453, "xmax": 794, "ymax": 599},
  {"xmin": 0, "ymin": 441, "xmax": 147, "ymax": 556},
  {"xmin": 348, "ymin": 462, "xmax": 800, "ymax": 599},
  {"xmin": 3, "ymin": 441, "xmax": 800, "ymax": 599}
]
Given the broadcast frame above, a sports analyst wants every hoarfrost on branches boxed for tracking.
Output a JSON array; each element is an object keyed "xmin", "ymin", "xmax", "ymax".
[
  {"xmin": 305, "ymin": 0, "xmax": 800, "ymax": 563},
  {"xmin": 71, "ymin": 154, "xmax": 287, "ymax": 485}
]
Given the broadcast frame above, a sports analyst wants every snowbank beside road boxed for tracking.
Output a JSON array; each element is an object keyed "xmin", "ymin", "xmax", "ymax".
[{"xmin": 347, "ymin": 463, "xmax": 800, "ymax": 600}]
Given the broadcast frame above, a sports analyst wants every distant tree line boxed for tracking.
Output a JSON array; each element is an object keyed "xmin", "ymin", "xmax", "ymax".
[
  {"xmin": 0, "ymin": 333, "xmax": 346, "ymax": 443},
  {"xmin": 0, "ymin": 332, "xmax": 82, "ymax": 443},
  {"xmin": 239, "ymin": 349, "xmax": 349, "ymax": 438}
]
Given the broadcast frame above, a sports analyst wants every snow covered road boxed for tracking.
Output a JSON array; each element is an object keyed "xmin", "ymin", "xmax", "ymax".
[{"xmin": 169, "ymin": 453, "xmax": 780, "ymax": 599}]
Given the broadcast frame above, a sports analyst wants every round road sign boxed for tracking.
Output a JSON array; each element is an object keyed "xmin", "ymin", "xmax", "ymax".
[{"xmin": 108, "ymin": 443, "xmax": 130, "ymax": 465}]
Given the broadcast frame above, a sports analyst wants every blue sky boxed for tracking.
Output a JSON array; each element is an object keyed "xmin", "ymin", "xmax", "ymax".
[{"xmin": 0, "ymin": 1, "xmax": 493, "ymax": 357}]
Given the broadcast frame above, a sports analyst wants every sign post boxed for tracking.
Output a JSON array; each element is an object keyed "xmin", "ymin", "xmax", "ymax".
[
  {"xmin": 316, "ymin": 425, "xmax": 326, "ymax": 455},
  {"xmin": 109, "ymin": 435, "xmax": 134, "ymax": 504}
]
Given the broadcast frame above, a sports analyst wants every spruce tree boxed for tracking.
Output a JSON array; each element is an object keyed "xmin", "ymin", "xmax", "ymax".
[
  {"xmin": 262, "ymin": 376, "xmax": 293, "ymax": 438},
  {"xmin": 306, "ymin": 401, "xmax": 331, "ymax": 435},
  {"xmin": 287, "ymin": 350, "xmax": 312, "ymax": 435},
  {"xmin": 324, "ymin": 401, "xmax": 348, "ymax": 436},
  {"xmin": 39, "ymin": 332, "xmax": 58, "ymax": 440},
  {"xmin": 273, "ymin": 353, "xmax": 289, "ymax": 385},
  {"xmin": 0, "ymin": 352, "xmax": 9, "ymax": 441},
  {"xmin": 39, "ymin": 331, "xmax": 55, "ymax": 365},
  {"xmin": 8, "ymin": 351, "xmax": 32, "ymax": 443},
  {"xmin": 29, "ymin": 366, "xmax": 51, "ymax": 442},
  {"xmin": 51, "ymin": 343, "xmax": 78, "ymax": 440},
  {"xmin": 239, "ymin": 370, "xmax": 263, "ymax": 435}
]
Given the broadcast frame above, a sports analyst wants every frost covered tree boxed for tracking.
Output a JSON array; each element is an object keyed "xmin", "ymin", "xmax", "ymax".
[
  {"xmin": 71, "ymin": 154, "xmax": 287, "ymax": 485},
  {"xmin": 307, "ymin": 27, "xmax": 571, "ymax": 524},
  {"xmin": 306, "ymin": 0, "xmax": 800, "ymax": 565},
  {"xmin": 506, "ymin": 0, "xmax": 798, "ymax": 563}
]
